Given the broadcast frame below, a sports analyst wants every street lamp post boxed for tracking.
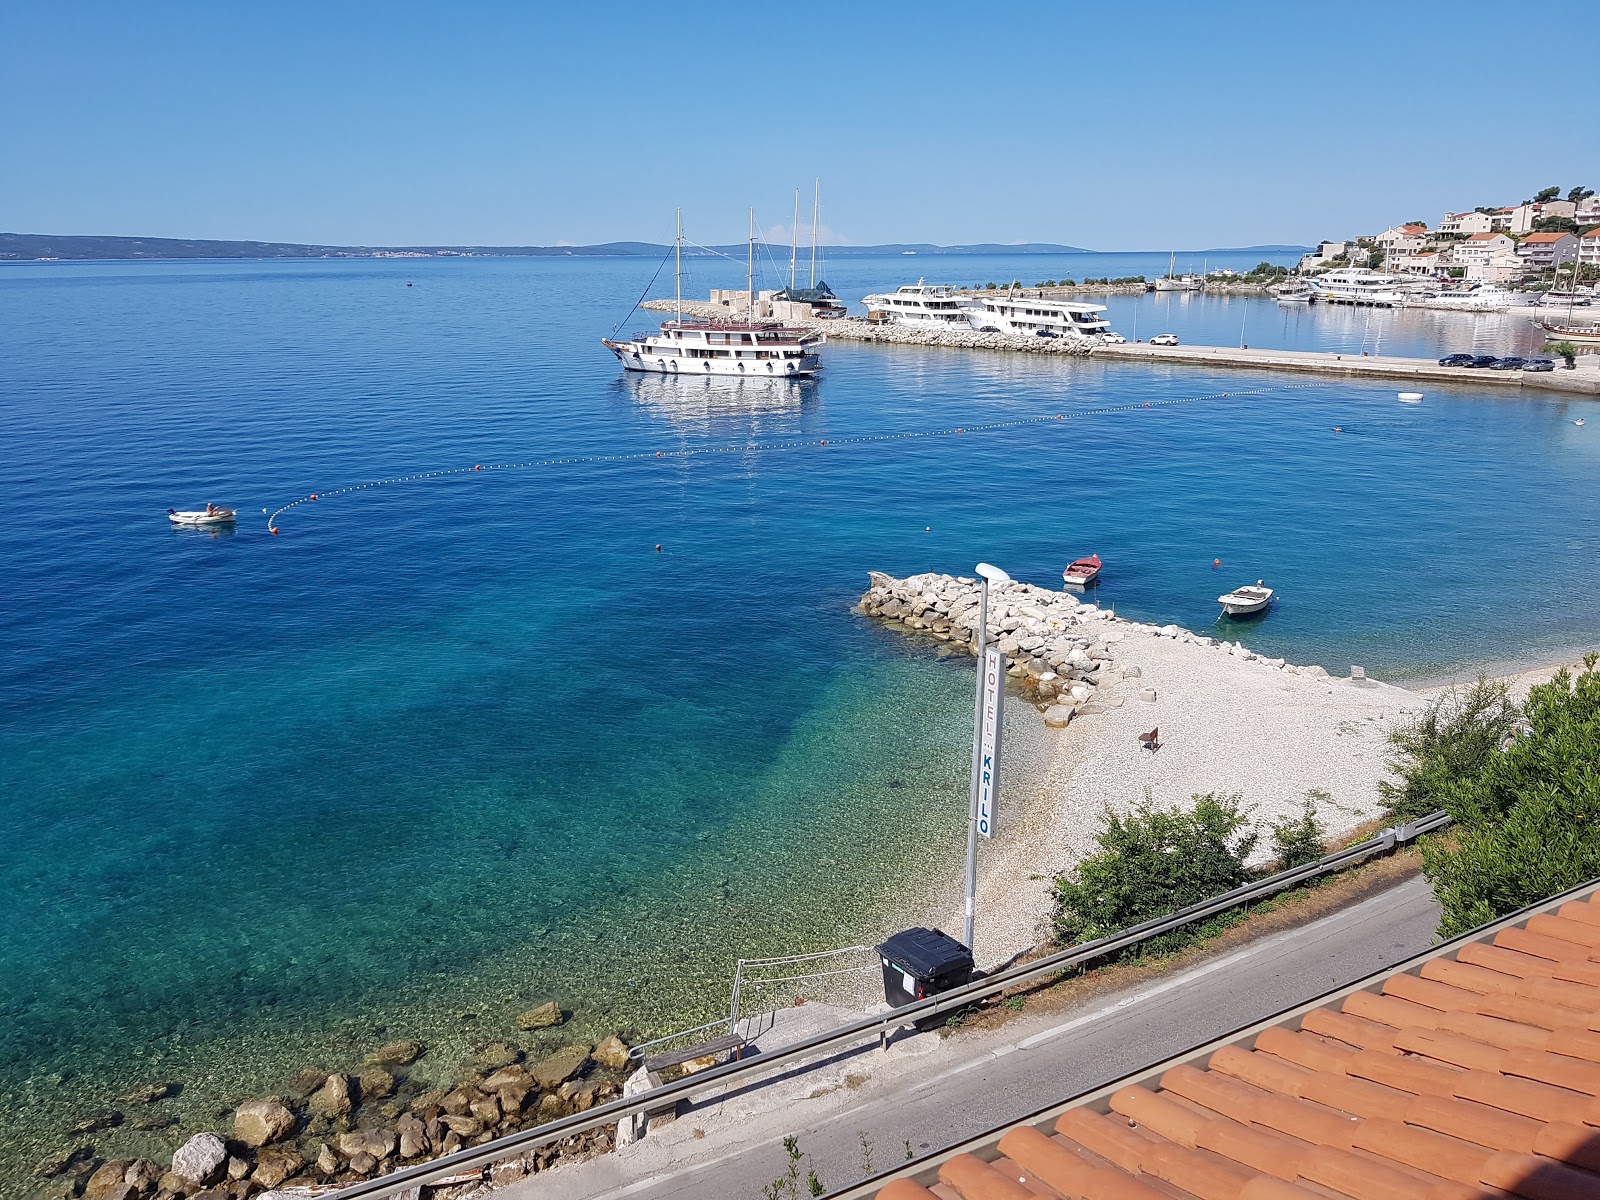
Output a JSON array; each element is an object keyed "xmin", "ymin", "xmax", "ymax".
[{"xmin": 964, "ymin": 562, "xmax": 1011, "ymax": 952}]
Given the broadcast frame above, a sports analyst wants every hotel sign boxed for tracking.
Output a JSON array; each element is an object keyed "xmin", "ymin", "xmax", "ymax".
[{"xmin": 978, "ymin": 646, "xmax": 1004, "ymax": 838}]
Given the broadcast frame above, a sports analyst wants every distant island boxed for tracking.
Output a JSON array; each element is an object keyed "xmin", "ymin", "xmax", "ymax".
[{"xmin": 0, "ymin": 232, "xmax": 1310, "ymax": 263}]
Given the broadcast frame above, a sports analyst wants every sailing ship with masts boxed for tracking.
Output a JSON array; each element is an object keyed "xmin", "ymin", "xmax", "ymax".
[{"xmin": 602, "ymin": 201, "xmax": 825, "ymax": 378}]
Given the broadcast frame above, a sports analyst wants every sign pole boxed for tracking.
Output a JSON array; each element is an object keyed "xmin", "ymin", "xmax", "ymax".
[
  {"xmin": 964, "ymin": 563, "xmax": 1009, "ymax": 953},
  {"xmin": 963, "ymin": 578, "xmax": 989, "ymax": 951}
]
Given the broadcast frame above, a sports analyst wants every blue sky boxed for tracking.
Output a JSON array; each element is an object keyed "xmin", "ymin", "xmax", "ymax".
[{"xmin": 1, "ymin": 1, "xmax": 1592, "ymax": 249}]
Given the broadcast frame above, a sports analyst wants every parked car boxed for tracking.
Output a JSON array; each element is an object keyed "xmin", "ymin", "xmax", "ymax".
[
  {"xmin": 1150, "ymin": 333, "xmax": 1180, "ymax": 346},
  {"xmin": 1490, "ymin": 357, "xmax": 1528, "ymax": 371},
  {"xmin": 1467, "ymin": 355, "xmax": 1499, "ymax": 368},
  {"xmin": 1101, "ymin": 332, "xmax": 1127, "ymax": 344},
  {"xmin": 1438, "ymin": 353, "xmax": 1476, "ymax": 366},
  {"xmin": 1523, "ymin": 358, "xmax": 1556, "ymax": 372},
  {"xmin": 1035, "ymin": 328, "xmax": 1060, "ymax": 338}
]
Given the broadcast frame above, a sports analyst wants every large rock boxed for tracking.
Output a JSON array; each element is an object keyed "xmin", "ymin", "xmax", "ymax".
[
  {"xmin": 308, "ymin": 1073, "xmax": 353, "ymax": 1120},
  {"xmin": 592, "ymin": 1035, "xmax": 632, "ymax": 1071},
  {"xmin": 250, "ymin": 1146, "xmax": 304, "ymax": 1188},
  {"xmin": 336, "ymin": 1128, "xmax": 396, "ymax": 1161},
  {"xmin": 1043, "ymin": 705, "xmax": 1075, "ymax": 728},
  {"xmin": 395, "ymin": 1115, "xmax": 429, "ymax": 1159},
  {"xmin": 82, "ymin": 1159, "xmax": 134, "ymax": 1200},
  {"xmin": 233, "ymin": 1097, "xmax": 297, "ymax": 1147},
  {"xmin": 515, "ymin": 1001, "xmax": 565, "ymax": 1031},
  {"xmin": 481, "ymin": 1065, "xmax": 533, "ymax": 1092},
  {"xmin": 529, "ymin": 1044, "xmax": 591, "ymax": 1089},
  {"xmin": 170, "ymin": 1133, "xmax": 228, "ymax": 1185},
  {"xmin": 125, "ymin": 1160, "xmax": 163, "ymax": 1194},
  {"xmin": 367, "ymin": 1039, "xmax": 425, "ymax": 1066},
  {"xmin": 356, "ymin": 1067, "xmax": 395, "ymax": 1100}
]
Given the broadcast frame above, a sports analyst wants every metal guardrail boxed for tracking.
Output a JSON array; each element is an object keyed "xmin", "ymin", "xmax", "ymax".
[{"xmin": 327, "ymin": 811, "xmax": 1450, "ymax": 1198}]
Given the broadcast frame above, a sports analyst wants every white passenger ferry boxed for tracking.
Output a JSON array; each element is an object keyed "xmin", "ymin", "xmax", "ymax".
[
  {"xmin": 1406, "ymin": 285, "xmax": 1530, "ymax": 312},
  {"xmin": 861, "ymin": 282, "xmax": 984, "ymax": 327},
  {"xmin": 603, "ymin": 212, "xmax": 824, "ymax": 378},
  {"xmin": 1308, "ymin": 268, "xmax": 1408, "ymax": 307},
  {"xmin": 971, "ymin": 295, "xmax": 1112, "ymax": 339}
]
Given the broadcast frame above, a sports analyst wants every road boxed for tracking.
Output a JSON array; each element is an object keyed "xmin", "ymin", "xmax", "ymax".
[{"xmin": 504, "ymin": 875, "xmax": 1440, "ymax": 1200}]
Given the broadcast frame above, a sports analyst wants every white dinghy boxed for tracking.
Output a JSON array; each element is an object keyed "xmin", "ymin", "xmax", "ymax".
[
  {"xmin": 168, "ymin": 504, "xmax": 237, "ymax": 527},
  {"xmin": 1218, "ymin": 580, "xmax": 1274, "ymax": 618}
]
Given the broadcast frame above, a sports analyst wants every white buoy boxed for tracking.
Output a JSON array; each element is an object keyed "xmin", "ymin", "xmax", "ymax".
[{"xmin": 1398, "ymin": 392, "xmax": 1423, "ymax": 404}]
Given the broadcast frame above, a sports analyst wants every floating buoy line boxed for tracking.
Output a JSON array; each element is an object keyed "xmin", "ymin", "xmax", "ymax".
[{"xmin": 263, "ymin": 382, "xmax": 1331, "ymax": 534}]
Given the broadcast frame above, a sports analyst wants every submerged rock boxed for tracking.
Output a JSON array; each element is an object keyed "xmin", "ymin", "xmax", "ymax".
[
  {"xmin": 118, "ymin": 1081, "xmax": 176, "ymax": 1105},
  {"xmin": 367, "ymin": 1038, "xmax": 425, "ymax": 1067},
  {"xmin": 530, "ymin": 1044, "xmax": 591, "ymax": 1089},
  {"xmin": 69, "ymin": 1109, "xmax": 123, "ymax": 1135},
  {"xmin": 515, "ymin": 1001, "xmax": 565, "ymax": 1031}
]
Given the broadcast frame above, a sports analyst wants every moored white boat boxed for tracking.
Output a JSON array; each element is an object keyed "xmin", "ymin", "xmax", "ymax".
[
  {"xmin": 861, "ymin": 282, "xmax": 984, "ymax": 328},
  {"xmin": 1398, "ymin": 392, "xmax": 1424, "ymax": 403},
  {"xmin": 972, "ymin": 294, "xmax": 1112, "ymax": 339},
  {"xmin": 604, "ymin": 211, "xmax": 825, "ymax": 378},
  {"xmin": 1308, "ymin": 268, "xmax": 1408, "ymax": 307},
  {"xmin": 169, "ymin": 505, "xmax": 236, "ymax": 527},
  {"xmin": 1218, "ymin": 581, "xmax": 1274, "ymax": 617}
]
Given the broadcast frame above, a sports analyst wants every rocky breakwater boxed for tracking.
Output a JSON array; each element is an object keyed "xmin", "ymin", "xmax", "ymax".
[
  {"xmin": 821, "ymin": 318, "xmax": 1095, "ymax": 356},
  {"xmin": 34, "ymin": 1018, "xmax": 640, "ymax": 1200},
  {"xmin": 857, "ymin": 572, "xmax": 1123, "ymax": 727}
]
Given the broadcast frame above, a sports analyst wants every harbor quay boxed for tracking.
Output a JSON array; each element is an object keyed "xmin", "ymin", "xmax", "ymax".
[{"xmin": 640, "ymin": 298, "xmax": 1600, "ymax": 394}]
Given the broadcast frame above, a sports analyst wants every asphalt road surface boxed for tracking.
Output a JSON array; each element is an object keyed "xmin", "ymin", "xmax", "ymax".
[{"xmin": 508, "ymin": 874, "xmax": 1441, "ymax": 1200}]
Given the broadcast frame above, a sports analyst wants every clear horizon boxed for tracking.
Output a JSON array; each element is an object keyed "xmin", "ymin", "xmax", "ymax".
[{"xmin": 2, "ymin": 0, "xmax": 1592, "ymax": 249}]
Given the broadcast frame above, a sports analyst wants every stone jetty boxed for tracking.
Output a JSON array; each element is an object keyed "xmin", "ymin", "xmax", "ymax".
[{"xmin": 857, "ymin": 571, "xmax": 1332, "ymax": 729}]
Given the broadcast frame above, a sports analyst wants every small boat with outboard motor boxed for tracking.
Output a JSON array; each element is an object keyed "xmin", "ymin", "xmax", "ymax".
[
  {"xmin": 1218, "ymin": 580, "xmax": 1274, "ymax": 617},
  {"xmin": 168, "ymin": 504, "xmax": 236, "ymax": 527},
  {"xmin": 1062, "ymin": 554, "xmax": 1103, "ymax": 587}
]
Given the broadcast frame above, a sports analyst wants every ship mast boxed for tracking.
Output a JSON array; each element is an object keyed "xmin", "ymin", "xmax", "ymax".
[
  {"xmin": 747, "ymin": 208, "xmax": 755, "ymax": 323},
  {"xmin": 675, "ymin": 208, "xmax": 682, "ymax": 323},
  {"xmin": 790, "ymin": 190, "xmax": 799, "ymax": 292},
  {"xmin": 810, "ymin": 179, "xmax": 820, "ymax": 289}
]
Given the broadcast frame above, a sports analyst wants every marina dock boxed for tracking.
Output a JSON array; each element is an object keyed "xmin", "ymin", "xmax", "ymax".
[{"xmin": 1090, "ymin": 341, "xmax": 1600, "ymax": 395}]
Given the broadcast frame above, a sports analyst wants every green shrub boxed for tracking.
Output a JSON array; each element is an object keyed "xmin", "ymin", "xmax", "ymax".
[
  {"xmin": 1423, "ymin": 661, "xmax": 1600, "ymax": 937},
  {"xmin": 1271, "ymin": 792, "xmax": 1327, "ymax": 870},
  {"xmin": 1050, "ymin": 793, "xmax": 1257, "ymax": 956},
  {"xmin": 1379, "ymin": 678, "xmax": 1521, "ymax": 822}
]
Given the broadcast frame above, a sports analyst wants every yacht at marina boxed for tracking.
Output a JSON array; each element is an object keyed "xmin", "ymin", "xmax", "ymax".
[
  {"xmin": 861, "ymin": 283, "xmax": 984, "ymax": 327},
  {"xmin": 1307, "ymin": 268, "xmax": 1408, "ymax": 307},
  {"xmin": 1406, "ymin": 285, "xmax": 1530, "ymax": 312},
  {"xmin": 604, "ymin": 211, "xmax": 825, "ymax": 378},
  {"xmin": 971, "ymin": 295, "xmax": 1113, "ymax": 339}
]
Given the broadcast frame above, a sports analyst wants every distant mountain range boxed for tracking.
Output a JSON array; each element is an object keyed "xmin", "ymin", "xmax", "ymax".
[{"xmin": 0, "ymin": 232, "xmax": 1310, "ymax": 262}]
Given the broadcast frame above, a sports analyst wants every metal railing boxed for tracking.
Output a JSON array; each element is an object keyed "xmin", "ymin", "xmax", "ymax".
[{"xmin": 327, "ymin": 811, "xmax": 1449, "ymax": 1198}]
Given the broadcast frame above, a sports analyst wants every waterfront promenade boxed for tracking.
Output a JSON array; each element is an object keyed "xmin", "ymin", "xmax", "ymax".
[{"xmin": 1092, "ymin": 339, "xmax": 1600, "ymax": 395}]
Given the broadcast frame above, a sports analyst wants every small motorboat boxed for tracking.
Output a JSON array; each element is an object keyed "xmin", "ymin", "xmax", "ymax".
[
  {"xmin": 1398, "ymin": 392, "xmax": 1423, "ymax": 404},
  {"xmin": 1062, "ymin": 554, "xmax": 1103, "ymax": 587},
  {"xmin": 169, "ymin": 504, "xmax": 237, "ymax": 527},
  {"xmin": 1218, "ymin": 580, "xmax": 1274, "ymax": 618}
]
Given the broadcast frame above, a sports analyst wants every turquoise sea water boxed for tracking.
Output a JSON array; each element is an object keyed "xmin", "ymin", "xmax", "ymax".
[{"xmin": 2, "ymin": 253, "xmax": 1597, "ymax": 1177}]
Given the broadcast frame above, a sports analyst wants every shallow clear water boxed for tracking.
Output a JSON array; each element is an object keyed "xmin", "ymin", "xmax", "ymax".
[{"xmin": 2, "ymin": 254, "xmax": 1596, "ymax": 1176}]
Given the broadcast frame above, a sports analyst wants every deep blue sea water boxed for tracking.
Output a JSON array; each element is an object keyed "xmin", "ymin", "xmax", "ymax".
[{"xmin": 1, "ymin": 252, "xmax": 1596, "ymax": 1174}]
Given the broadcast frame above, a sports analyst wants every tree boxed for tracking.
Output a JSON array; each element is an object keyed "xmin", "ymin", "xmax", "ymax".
[
  {"xmin": 1421, "ymin": 660, "xmax": 1600, "ymax": 938},
  {"xmin": 1533, "ymin": 216, "xmax": 1580, "ymax": 235},
  {"xmin": 1535, "ymin": 186, "xmax": 1562, "ymax": 203},
  {"xmin": 1381, "ymin": 678, "xmax": 1521, "ymax": 823},
  {"xmin": 1050, "ymin": 794, "xmax": 1257, "ymax": 956},
  {"xmin": 1568, "ymin": 186, "xmax": 1594, "ymax": 204}
]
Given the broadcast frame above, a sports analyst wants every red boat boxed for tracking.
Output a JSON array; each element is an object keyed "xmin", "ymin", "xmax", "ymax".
[{"xmin": 1062, "ymin": 554, "xmax": 1103, "ymax": 587}]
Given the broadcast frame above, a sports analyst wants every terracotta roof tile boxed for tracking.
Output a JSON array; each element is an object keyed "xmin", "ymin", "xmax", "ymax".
[
  {"xmin": 866, "ymin": 886, "xmax": 1600, "ymax": 1200},
  {"xmin": 1457, "ymin": 943, "xmax": 1560, "ymax": 979},
  {"xmin": 1351, "ymin": 1116, "xmax": 1496, "ymax": 1185},
  {"xmin": 1299, "ymin": 1008, "xmax": 1401, "ymax": 1050},
  {"xmin": 1404, "ymin": 1091, "xmax": 1544, "ymax": 1152},
  {"xmin": 1454, "ymin": 1070, "xmax": 1591, "ymax": 1123},
  {"xmin": 1527, "ymin": 914, "xmax": 1600, "ymax": 949},
  {"xmin": 936, "ymin": 1153, "xmax": 1041, "ymax": 1200}
]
